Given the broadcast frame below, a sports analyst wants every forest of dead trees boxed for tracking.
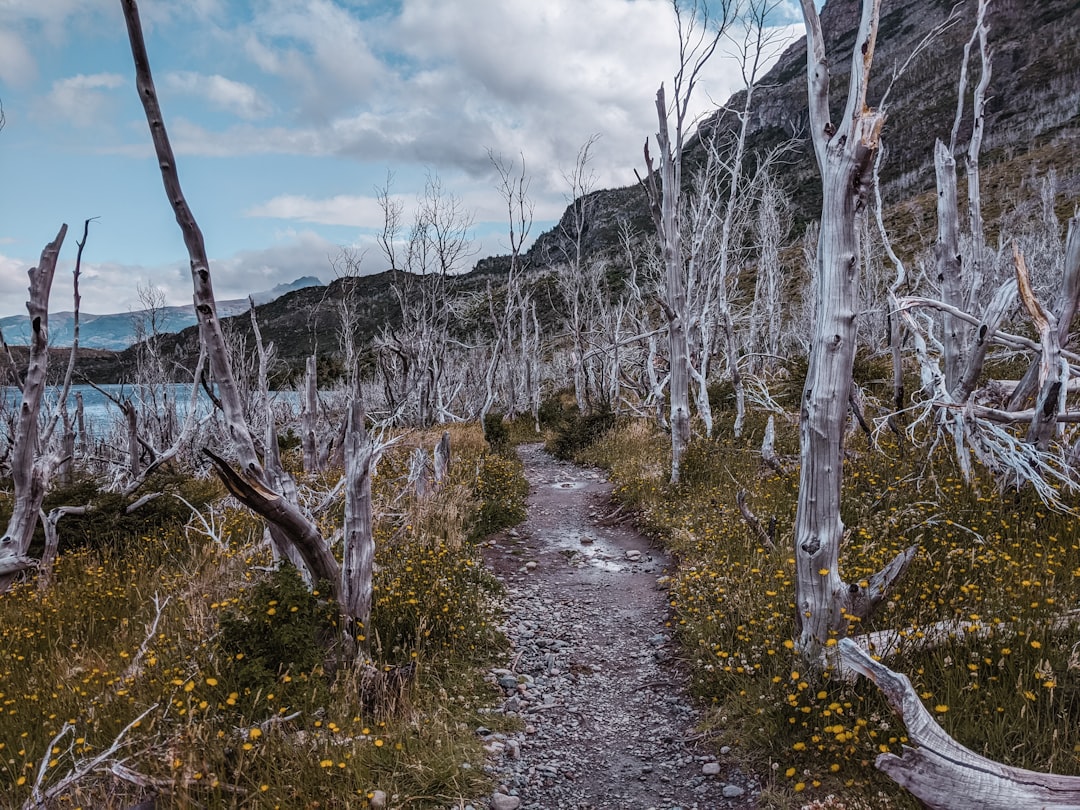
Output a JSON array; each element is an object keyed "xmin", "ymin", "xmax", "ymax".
[{"xmin": 2, "ymin": 0, "xmax": 1080, "ymax": 806}]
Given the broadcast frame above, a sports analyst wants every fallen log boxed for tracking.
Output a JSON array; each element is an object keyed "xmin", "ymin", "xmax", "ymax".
[{"xmin": 837, "ymin": 637, "xmax": 1080, "ymax": 809}]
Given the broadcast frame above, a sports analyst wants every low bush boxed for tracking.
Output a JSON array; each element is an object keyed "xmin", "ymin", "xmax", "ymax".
[
  {"xmin": 216, "ymin": 566, "xmax": 339, "ymax": 710},
  {"xmin": 482, "ymin": 410, "xmax": 510, "ymax": 453},
  {"xmin": 545, "ymin": 403, "xmax": 617, "ymax": 461}
]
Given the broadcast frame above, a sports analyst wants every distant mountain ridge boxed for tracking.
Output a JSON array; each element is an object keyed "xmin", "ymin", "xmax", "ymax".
[{"xmin": 0, "ymin": 276, "xmax": 323, "ymax": 350}]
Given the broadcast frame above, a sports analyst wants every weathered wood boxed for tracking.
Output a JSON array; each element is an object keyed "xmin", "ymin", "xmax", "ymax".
[
  {"xmin": 341, "ymin": 399, "xmax": 375, "ymax": 631},
  {"xmin": 122, "ymin": 0, "xmax": 258, "ymax": 469},
  {"xmin": 433, "ymin": 430, "xmax": 451, "ymax": 484},
  {"xmin": 935, "ymin": 139, "xmax": 966, "ymax": 391},
  {"xmin": 204, "ymin": 448, "xmax": 340, "ymax": 586},
  {"xmin": 1015, "ymin": 244, "xmax": 1066, "ymax": 449},
  {"xmin": 838, "ymin": 638, "xmax": 1080, "ymax": 809},
  {"xmin": 793, "ymin": 0, "xmax": 889, "ymax": 662},
  {"xmin": 123, "ymin": 0, "xmax": 339, "ymax": 593},
  {"xmin": 736, "ymin": 490, "xmax": 775, "ymax": 550},
  {"xmin": 950, "ymin": 278, "xmax": 1017, "ymax": 403},
  {"xmin": 1008, "ymin": 215, "xmax": 1080, "ymax": 409},
  {"xmin": 761, "ymin": 414, "xmax": 782, "ymax": 472},
  {"xmin": 642, "ymin": 106, "xmax": 691, "ymax": 483},
  {"xmin": 409, "ymin": 446, "xmax": 430, "ymax": 499},
  {"xmin": 0, "ymin": 225, "xmax": 67, "ymax": 592},
  {"xmin": 302, "ymin": 354, "xmax": 319, "ymax": 473}
]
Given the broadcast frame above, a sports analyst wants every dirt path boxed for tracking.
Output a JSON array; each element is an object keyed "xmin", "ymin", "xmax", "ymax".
[{"xmin": 479, "ymin": 444, "xmax": 759, "ymax": 810}]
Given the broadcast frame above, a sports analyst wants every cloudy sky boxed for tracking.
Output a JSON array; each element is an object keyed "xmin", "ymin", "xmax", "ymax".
[{"xmin": 0, "ymin": 0, "xmax": 801, "ymax": 319}]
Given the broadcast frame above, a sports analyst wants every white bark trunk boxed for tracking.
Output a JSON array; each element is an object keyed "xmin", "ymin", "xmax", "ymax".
[
  {"xmin": 794, "ymin": 0, "xmax": 906, "ymax": 662},
  {"xmin": 433, "ymin": 430, "xmax": 451, "ymax": 484},
  {"xmin": 123, "ymin": 0, "xmax": 340, "ymax": 589},
  {"xmin": 935, "ymin": 140, "xmax": 966, "ymax": 392},
  {"xmin": 341, "ymin": 399, "xmax": 375, "ymax": 632},
  {"xmin": 302, "ymin": 354, "xmax": 319, "ymax": 473},
  {"xmin": 0, "ymin": 225, "xmax": 67, "ymax": 592}
]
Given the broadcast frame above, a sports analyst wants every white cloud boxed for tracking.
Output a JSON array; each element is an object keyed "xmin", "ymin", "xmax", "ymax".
[
  {"xmin": 0, "ymin": 27, "xmax": 37, "ymax": 86},
  {"xmin": 0, "ymin": 253, "xmax": 30, "ymax": 318},
  {"xmin": 240, "ymin": 0, "xmax": 388, "ymax": 120},
  {"xmin": 39, "ymin": 72, "xmax": 125, "ymax": 127},
  {"xmin": 165, "ymin": 71, "xmax": 273, "ymax": 120},
  {"xmin": 163, "ymin": 0, "xmax": 796, "ymax": 200},
  {"xmin": 246, "ymin": 194, "xmax": 387, "ymax": 228}
]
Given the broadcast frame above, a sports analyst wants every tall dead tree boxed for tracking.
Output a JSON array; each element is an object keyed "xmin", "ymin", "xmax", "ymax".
[
  {"xmin": 480, "ymin": 151, "xmax": 534, "ymax": 429},
  {"xmin": 556, "ymin": 136, "xmax": 603, "ymax": 414},
  {"xmin": 640, "ymin": 0, "xmax": 735, "ymax": 483},
  {"xmin": 341, "ymin": 399, "xmax": 375, "ymax": 632},
  {"xmin": 121, "ymin": 0, "xmax": 340, "ymax": 590},
  {"xmin": 792, "ymin": 0, "xmax": 915, "ymax": 663},
  {"xmin": 0, "ymin": 226, "xmax": 67, "ymax": 591}
]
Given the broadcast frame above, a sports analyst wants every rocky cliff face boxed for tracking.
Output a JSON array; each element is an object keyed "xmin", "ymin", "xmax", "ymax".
[
  {"xmin": 697, "ymin": 0, "xmax": 1080, "ymax": 215},
  {"xmin": 534, "ymin": 0, "xmax": 1080, "ymax": 258}
]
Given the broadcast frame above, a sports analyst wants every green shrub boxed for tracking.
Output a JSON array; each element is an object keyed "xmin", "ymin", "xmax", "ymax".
[
  {"xmin": 34, "ymin": 471, "xmax": 219, "ymax": 555},
  {"xmin": 216, "ymin": 566, "xmax": 338, "ymax": 705},
  {"xmin": 545, "ymin": 404, "xmax": 617, "ymax": 460},
  {"xmin": 482, "ymin": 410, "xmax": 510, "ymax": 453},
  {"xmin": 472, "ymin": 452, "xmax": 528, "ymax": 538}
]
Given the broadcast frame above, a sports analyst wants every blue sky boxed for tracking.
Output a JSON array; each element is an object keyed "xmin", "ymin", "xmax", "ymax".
[{"xmin": 0, "ymin": 0, "xmax": 800, "ymax": 318}]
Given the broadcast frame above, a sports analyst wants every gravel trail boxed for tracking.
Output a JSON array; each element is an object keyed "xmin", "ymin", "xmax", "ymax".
[{"xmin": 479, "ymin": 443, "xmax": 759, "ymax": 810}]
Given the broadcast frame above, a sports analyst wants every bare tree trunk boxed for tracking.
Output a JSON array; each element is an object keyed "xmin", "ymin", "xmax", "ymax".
[
  {"xmin": 935, "ymin": 140, "xmax": 966, "ymax": 392},
  {"xmin": 302, "ymin": 354, "xmax": 319, "ymax": 473},
  {"xmin": 638, "ymin": 2, "xmax": 734, "ymax": 482},
  {"xmin": 961, "ymin": 0, "xmax": 991, "ymax": 310},
  {"xmin": 120, "ymin": 398, "xmax": 141, "ymax": 479},
  {"xmin": 433, "ymin": 430, "xmax": 451, "ymax": 485},
  {"xmin": 1015, "ymin": 245, "xmax": 1067, "ymax": 450},
  {"xmin": 644, "ymin": 90, "xmax": 692, "ymax": 483},
  {"xmin": 0, "ymin": 225, "xmax": 67, "ymax": 591},
  {"xmin": 122, "ymin": 0, "xmax": 340, "ymax": 590},
  {"xmin": 1008, "ymin": 215, "xmax": 1080, "ymax": 409},
  {"xmin": 793, "ymin": 0, "xmax": 914, "ymax": 663},
  {"xmin": 341, "ymin": 399, "xmax": 375, "ymax": 633},
  {"xmin": 74, "ymin": 392, "xmax": 86, "ymax": 457},
  {"xmin": 58, "ymin": 404, "xmax": 75, "ymax": 487},
  {"xmin": 409, "ymin": 446, "xmax": 430, "ymax": 499}
]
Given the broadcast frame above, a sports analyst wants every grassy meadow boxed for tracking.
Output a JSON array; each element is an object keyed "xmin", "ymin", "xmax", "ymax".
[
  {"xmin": 0, "ymin": 424, "xmax": 526, "ymax": 809},
  {"xmin": 577, "ymin": 407, "xmax": 1080, "ymax": 807}
]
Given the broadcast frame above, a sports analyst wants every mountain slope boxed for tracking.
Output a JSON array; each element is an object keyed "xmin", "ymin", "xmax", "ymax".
[
  {"xmin": 61, "ymin": 0, "xmax": 1080, "ymax": 383},
  {"xmin": 0, "ymin": 277, "xmax": 324, "ymax": 351}
]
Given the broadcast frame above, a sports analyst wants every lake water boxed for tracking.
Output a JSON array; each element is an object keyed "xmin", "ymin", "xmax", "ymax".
[
  {"xmin": 0, "ymin": 383, "xmax": 214, "ymax": 432},
  {"xmin": 1, "ymin": 383, "xmax": 310, "ymax": 436}
]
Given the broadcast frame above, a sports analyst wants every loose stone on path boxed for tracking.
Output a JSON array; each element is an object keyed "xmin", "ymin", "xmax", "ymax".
[{"xmin": 478, "ymin": 444, "xmax": 757, "ymax": 809}]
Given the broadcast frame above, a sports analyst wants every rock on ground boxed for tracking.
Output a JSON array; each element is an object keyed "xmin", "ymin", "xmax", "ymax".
[{"xmin": 476, "ymin": 444, "xmax": 759, "ymax": 810}]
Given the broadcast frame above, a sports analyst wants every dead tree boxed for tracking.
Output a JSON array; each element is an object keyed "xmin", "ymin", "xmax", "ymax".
[
  {"xmin": 301, "ymin": 353, "xmax": 320, "ymax": 473},
  {"xmin": 0, "ymin": 225, "xmax": 67, "ymax": 590},
  {"xmin": 689, "ymin": 0, "xmax": 787, "ymax": 438},
  {"xmin": 838, "ymin": 638, "xmax": 1080, "ymax": 809},
  {"xmin": 639, "ymin": 0, "xmax": 736, "ymax": 483},
  {"xmin": 433, "ymin": 430, "xmax": 451, "ymax": 484},
  {"xmin": 121, "ymin": 0, "xmax": 339, "ymax": 590},
  {"xmin": 480, "ymin": 151, "xmax": 534, "ymax": 429},
  {"xmin": 375, "ymin": 174, "xmax": 473, "ymax": 426},
  {"xmin": 1009, "ymin": 216, "xmax": 1080, "ymax": 410},
  {"xmin": 554, "ymin": 136, "xmax": 604, "ymax": 414},
  {"xmin": 792, "ymin": 0, "xmax": 916, "ymax": 663},
  {"xmin": 341, "ymin": 399, "xmax": 375, "ymax": 635}
]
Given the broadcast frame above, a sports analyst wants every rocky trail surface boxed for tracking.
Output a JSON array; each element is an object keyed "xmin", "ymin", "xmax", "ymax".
[{"xmin": 476, "ymin": 444, "xmax": 759, "ymax": 810}]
